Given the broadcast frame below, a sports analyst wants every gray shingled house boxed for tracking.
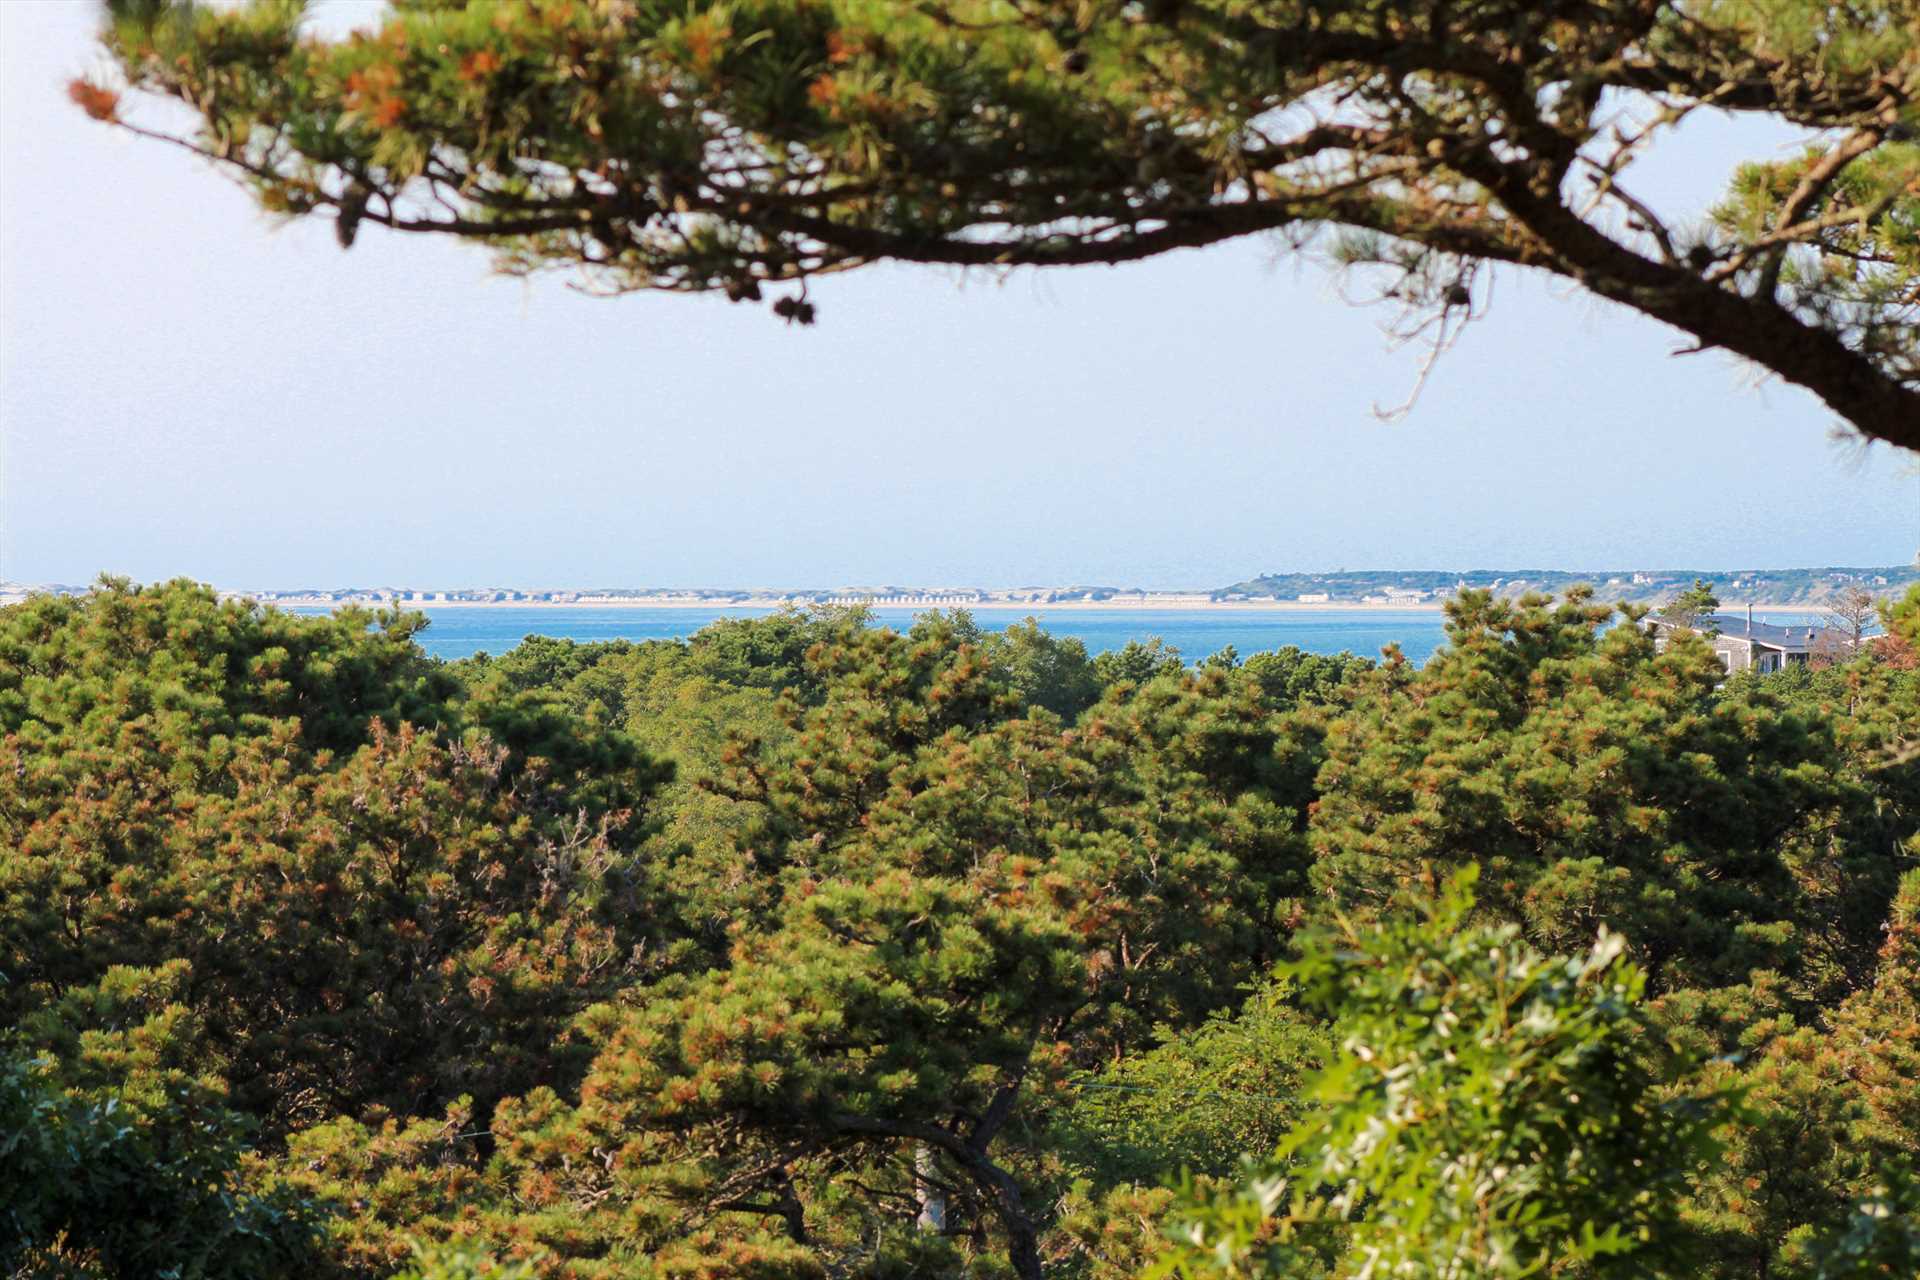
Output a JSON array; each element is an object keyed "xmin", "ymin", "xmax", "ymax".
[{"xmin": 1645, "ymin": 610, "xmax": 1820, "ymax": 675}]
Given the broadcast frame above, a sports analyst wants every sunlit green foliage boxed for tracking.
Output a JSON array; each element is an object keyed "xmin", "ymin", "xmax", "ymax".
[
  {"xmin": 1663, "ymin": 577, "xmax": 1723, "ymax": 627},
  {"xmin": 1238, "ymin": 647, "xmax": 1373, "ymax": 714},
  {"xmin": 0, "ymin": 1039, "xmax": 320, "ymax": 1279},
  {"xmin": 1308, "ymin": 588, "xmax": 1873, "ymax": 999},
  {"xmin": 1093, "ymin": 639, "xmax": 1188, "ymax": 692},
  {"xmin": 979, "ymin": 616, "xmax": 1104, "ymax": 720},
  {"xmin": 3, "ymin": 584, "xmax": 1915, "ymax": 1279},
  {"xmin": 390, "ymin": 1243, "xmax": 539, "ymax": 1280},
  {"xmin": 1679, "ymin": 866, "xmax": 1920, "ymax": 1279},
  {"xmin": 1052, "ymin": 989, "xmax": 1325, "ymax": 1186},
  {"xmin": 1271, "ymin": 877, "xmax": 1721, "ymax": 1280},
  {"xmin": 0, "ymin": 580, "xmax": 672, "ymax": 1140},
  {"xmin": 1156, "ymin": 869, "xmax": 1920, "ymax": 1280}
]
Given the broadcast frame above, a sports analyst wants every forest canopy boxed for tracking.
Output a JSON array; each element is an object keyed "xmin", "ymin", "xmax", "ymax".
[
  {"xmin": 3, "ymin": 578, "xmax": 1917, "ymax": 1278},
  {"xmin": 75, "ymin": 0, "xmax": 1920, "ymax": 448},
  {"xmin": 23, "ymin": 4, "xmax": 1920, "ymax": 1272}
]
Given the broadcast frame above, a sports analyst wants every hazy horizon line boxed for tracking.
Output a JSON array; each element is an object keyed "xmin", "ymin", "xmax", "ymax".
[{"xmin": 8, "ymin": 563, "xmax": 1916, "ymax": 597}]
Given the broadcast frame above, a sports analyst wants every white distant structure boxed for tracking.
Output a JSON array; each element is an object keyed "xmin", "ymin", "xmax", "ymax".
[{"xmin": 823, "ymin": 591, "xmax": 984, "ymax": 607}]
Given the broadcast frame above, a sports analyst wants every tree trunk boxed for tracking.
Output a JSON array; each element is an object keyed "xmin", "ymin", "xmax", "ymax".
[
  {"xmin": 828, "ymin": 1112, "xmax": 1043, "ymax": 1280},
  {"xmin": 914, "ymin": 1143, "xmax": 947, "ymax": 1233}
]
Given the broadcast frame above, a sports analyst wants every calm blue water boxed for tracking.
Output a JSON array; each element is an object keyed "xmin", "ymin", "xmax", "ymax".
[
  {"xmin": 293, "ymin": 606, "xmax": 1454, "ymax": 664},
  {"xmin": 292, "ymin": 604, "xmax": 1834, "ymax": 664}
]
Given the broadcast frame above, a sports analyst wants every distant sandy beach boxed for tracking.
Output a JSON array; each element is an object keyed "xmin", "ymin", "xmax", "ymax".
[
  {"xmin": 266, "ymin": 595, "xmax": 1825, "ymax": 615},
  {"xmin": 313, "ymin": 598, "xmax": 1454, "ymax": 612}
]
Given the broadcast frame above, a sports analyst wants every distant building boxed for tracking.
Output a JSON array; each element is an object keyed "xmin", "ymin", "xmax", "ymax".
[
  {"xmin": 1646, "ymin": 611, "xmax": 1821, "ymax": 676},
  {"xmin": 822, "ymin": 592, "xmax": 983, "ymax": 607},
  {"xmin": 1297, "ymin": 592, "xmax": 1330, "ymax": 603}
]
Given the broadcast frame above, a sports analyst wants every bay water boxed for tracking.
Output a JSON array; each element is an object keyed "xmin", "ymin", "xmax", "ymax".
[
  {"xmin": 293, "ymin": 604, "xmax": 1831, "ymax": 665},
  {"xmin": 298, "ymin": 605, "xmax": 1451, "ymax": 664}
]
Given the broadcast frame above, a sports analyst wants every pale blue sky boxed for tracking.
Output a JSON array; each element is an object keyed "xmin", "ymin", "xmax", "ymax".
[{"xmin": 2, "ymin": 0, "xmax": 1915, "ymax": 590}]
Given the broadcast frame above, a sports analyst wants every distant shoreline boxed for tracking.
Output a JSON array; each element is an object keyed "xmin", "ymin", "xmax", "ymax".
[{"xmin": 263, "ymin": 596, "xmax": 1829, "ymax": 615}]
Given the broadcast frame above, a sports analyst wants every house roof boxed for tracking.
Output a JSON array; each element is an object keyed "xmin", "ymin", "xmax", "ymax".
[{"xmin": 1653, "ymin": 614, "xmax": 1819, "ymax": 650}]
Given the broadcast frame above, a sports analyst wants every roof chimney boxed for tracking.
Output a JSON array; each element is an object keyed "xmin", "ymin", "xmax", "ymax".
[{"xmin": 1745, "ymin": 603, "xmax": 1752, "ymax": 636}]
